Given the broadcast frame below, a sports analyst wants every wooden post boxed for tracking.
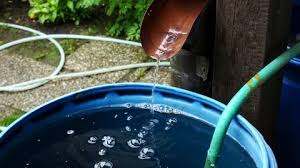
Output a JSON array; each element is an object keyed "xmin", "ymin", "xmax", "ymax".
[{"xmin": 212, "ymin": 0, "xmax": 291, "ymax": 146}]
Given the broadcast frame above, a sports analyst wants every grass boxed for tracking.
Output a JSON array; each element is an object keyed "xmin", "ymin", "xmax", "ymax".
[{"xmin": 0, "ymin": 109, "xmax": 26, "ymax": 127}]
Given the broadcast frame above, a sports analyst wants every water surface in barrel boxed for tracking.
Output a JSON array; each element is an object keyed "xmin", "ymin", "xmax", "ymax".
[{"xmin": 0, "ymin": 105, "xmax": 257, "ymax": 168}]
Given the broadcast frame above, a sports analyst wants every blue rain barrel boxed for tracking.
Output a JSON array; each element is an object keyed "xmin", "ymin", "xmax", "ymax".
[
  {"xmin": 277, "ymin": 56, "xmax": 300, "ymax": 167},
  {"xmin": 0, "ymin": 83, "xmax": 276, "ymax": 168}
]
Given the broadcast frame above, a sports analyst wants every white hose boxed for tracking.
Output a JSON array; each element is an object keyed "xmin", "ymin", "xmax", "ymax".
[
  {"xmin": 0, "ymin": 62, "xmax": 170, "ymax": 92},
  {"xmin": 0, "ymin": 22, "xmax": 66, "ymax": 91},
  {"xmin": 0, "ymin": 23, "xmax": 170, "ymax": 92}
]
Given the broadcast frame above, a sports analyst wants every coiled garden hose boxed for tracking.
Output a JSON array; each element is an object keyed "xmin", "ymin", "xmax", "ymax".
[
  {"xmin": 204, "ymin": 42, "xmax": 300, "ymax": 168},
  {"xmin": 0, "ymin": 22, "xmax": 169, "ymax": 92}
]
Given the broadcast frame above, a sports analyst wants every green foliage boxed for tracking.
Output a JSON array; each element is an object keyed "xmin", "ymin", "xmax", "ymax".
[
  {"xmin": 0, "ymin": 110, "xmax": 26, "ymax": 127},
  {"xmin": 105, "ymin": 0, "xmax": 152, "ymax": 40},
  {"xmin": 28, "ymin": 0, "xmax": 102, "ymax": 24},
  {"xmin": 28, "ymin": 0, "xmax": 153, "ymax": 40}
]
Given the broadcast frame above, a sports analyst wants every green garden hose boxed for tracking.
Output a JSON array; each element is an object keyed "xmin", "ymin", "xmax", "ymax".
[{"xmin": 204, "ymin": 42, "xmax": 300, "ymax": 168}]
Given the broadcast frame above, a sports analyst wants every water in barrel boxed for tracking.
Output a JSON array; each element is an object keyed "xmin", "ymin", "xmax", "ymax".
[{"xmin": 0, "ymin": 104, "xmax": 257, "ymax": 168}]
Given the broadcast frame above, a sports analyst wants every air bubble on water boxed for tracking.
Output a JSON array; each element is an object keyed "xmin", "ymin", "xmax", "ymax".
[
  {"xmin": 164, "ymin": 118, "xmax": 177, "ymax": 130},
  {"xmin": 124, "ymin": 103, "xmax": 132, "ymax": 109},
  {"xmin": 125, "ymin": 126, "xmax": 131, "ymax": 132},
  {"xmin": 158, "ymin": 105, "xmax": 165, "ymax": 112},
  {"xmin": 144, "ymin": 104, "xmax": 151, "ymax": 109},
  {"xmin": 127, "ymin": 115, "xmax": 133, "ymax": 121},
  {"xmin": 98, "ymin": 149, "xmax": 106, "ymax": 156},
  {"xmin": 127, "ymin": 139, "xmax": 145, "ymax": 149},
  {"xmin": 67, "ymin": 130, "xmax": 74, "ymax": 135},
  {"xmin": 142, "ymin": 121, "xmax": 156, "ymax": 130},
  {"xmin": 166, "ymin": 118, "xmax": 177, "ymax": 125},
  {"xmin": 150, "ymin": 119, "xmax": 159, "ymax": 124},
  {"xmin": 164, "ymin": 126, "xmax": 171, "ymax": 131},
  {"xmin": 138, "ymin": 147, "xmax": 155, "ymax": 160},
  {"xmin": 88, "ymin": 136, "xmax": 98, "ymax": 144},
  {"xmin": 138, "ymin": 130, "xmax": 148, "ymax": 138},
  {"xmin": 102, "ymin": 136, "xmax": 116, "ymax": 148},
  {"xmin": 114, "ymin": 114, "xmax": 118, "ymax": 119},
  {"xmin": 165, "ymin": 106, "xmax": 174, "ymax": 113},
  {"xmin": 94, "ymin": 160, "xmax": 113, "ymax": 168}
]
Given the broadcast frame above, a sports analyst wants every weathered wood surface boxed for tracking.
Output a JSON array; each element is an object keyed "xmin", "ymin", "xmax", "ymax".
[{"xmin": 212, "ymin": 0, "xmax": 291, "ymax": 145}]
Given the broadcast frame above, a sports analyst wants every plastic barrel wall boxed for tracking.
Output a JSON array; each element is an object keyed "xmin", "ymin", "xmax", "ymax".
[
  {"xmin": 277, "ymin": 56, "xmax": 300, "ymax": 167},
  {"xmin": 276, "ymin": 1, "xmax": 300, "ymax": 167},
  {"xmin": 0, "ymin": 83, "xmax": 277, "ymax": 168}
]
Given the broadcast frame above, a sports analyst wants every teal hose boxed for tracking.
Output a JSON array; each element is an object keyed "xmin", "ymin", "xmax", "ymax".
[{"xmin": 204, "ymin": 42, "xmax": 300, "ymax": 168}]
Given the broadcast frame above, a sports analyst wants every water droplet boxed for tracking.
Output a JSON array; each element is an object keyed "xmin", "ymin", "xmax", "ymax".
[
  {"xmin": 124, "ymin": 112, "xmax": 128, "ymax": 115},
  {"xmin": 37, "ymin": 139, "xmax": 41, "ymax": 142},
  {"xmin": 102, "ymin": 136, "xmax": 115, "ymax": 148},
  {"xmin": 138, "ymin": 147, "xmax": 155, "ymax": 160},
  {"xmin": 125, "ymin": 126, "xmax": 131, "ymax": 132},
  {"xmin": 67, "ymin": 130, "xmax": 74, "ymax": 135},
  {"xmin": 88, "ymin": 136, "xmax": 98, "ymax": 144},
  {"xmin": 127, "ymin": 139, "xmax": 145, "ymax": 148},
  {"xmin": 81, "ymin": 117, "xmax": 85, "ymax": 120},
  {"xmin": 94, "ymin": 160, "xmax": 113, "ymax": 168},
  {"xmin": 127, "ymin": 115, "xmax": 133, "ymax": 121},
  {"xmin": 114, "ymin": 114, "xmax": 118, "ymax": 119},
  {"xmin": 98, "ymin": 149, "xmax": 106, "ymax": 156},
  {"xmin": 138, "ymin": 130, "xmax": 148, "ymax": 138}
]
